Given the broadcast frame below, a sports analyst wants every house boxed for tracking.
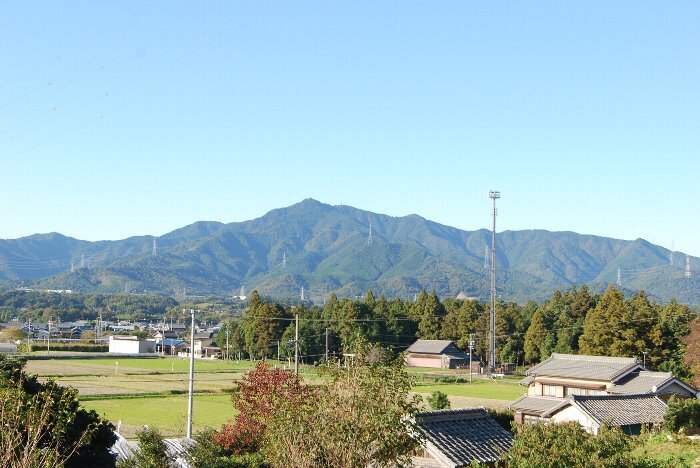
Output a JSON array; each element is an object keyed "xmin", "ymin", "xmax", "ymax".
[
  {"xmin": 509, "ymin": 353, "xmax": 697, "ymax": 430},
  {"xmin": 547, "ymin": 394, "xmax": 667, "ymax": 435},
  {"xmin": 157, "ymin": 338, "xmax": 187, "ymax": 356},
  {"xmin": 406, "ymin": 340, "xmax": 473, "ymax": 369},
  {"xmin": 412, "ymin": 408, "xmax": 513, "ymax": 467},
  {"xmin": 108, "ymin": 336, "xmax": 156, "ymax": 354}
]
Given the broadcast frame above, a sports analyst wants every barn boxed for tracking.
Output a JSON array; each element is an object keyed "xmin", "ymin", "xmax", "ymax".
[{"xmin": 406, "ymin": 340, "xmax": 472, "ymax": 369}]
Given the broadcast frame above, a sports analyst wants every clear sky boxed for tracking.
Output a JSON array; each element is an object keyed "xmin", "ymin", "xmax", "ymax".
[{"xmin": 1, "ymin": 1, "xmax": 698, "ymax": 257}]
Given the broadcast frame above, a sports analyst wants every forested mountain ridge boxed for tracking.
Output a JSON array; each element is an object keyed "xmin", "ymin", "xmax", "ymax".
[{"xmin": 0, "ymin": 199, "xmax": 698, "ymax": 304}]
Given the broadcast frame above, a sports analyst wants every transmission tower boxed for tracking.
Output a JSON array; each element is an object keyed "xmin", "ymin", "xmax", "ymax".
[
  {"xmin": 240, "ymin": 285, "xmax": 245, "ymax": 297},
  {"xmin": 282, "ymin": 252, "xmax": 286, "ymax": 268},
  {"xmin": 488, "ymin": 190, "xmax": 500, "ymax": 374},
  {"xmin": 617, "ymin": 268, "xmax": 622, "ymax": 287},
  {"xmin": 70, "ymin": 261, "xmax": 74, "ymax": 273},
  {"xmin": 300, "ymin": 286, "xmax": 305, "ymax": 301},
  {"xmin": 367, "ymin": 218, "xmax": 373, "ymax": 246},
  {"xmin": 152, "ymin": 238, "xmax": 157, "ymax": 257},
  {"xmin": 670, "ymin": 240, "xmax": 675, "ymax": 267},
  {"xmin": 124, "ymin": 282, "xmax": 129, "ymax": 294},
  {"xmin": 686, "ymin": 255, "xmax": 692, "ymax": 278},
  {"xmin": 81, "ymin": 252, "xmax": 85, "ymax": 269}
]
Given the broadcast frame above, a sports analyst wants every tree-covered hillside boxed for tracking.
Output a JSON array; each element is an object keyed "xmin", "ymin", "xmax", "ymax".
[{"xmin": 0, "ymin": 199, "xmax": 698, "ymax": 304}]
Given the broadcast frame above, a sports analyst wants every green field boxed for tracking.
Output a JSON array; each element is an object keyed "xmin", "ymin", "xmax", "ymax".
[
  {"xmin": 412, "ymin": 380, "xmax": 525, "ymax": 401},
  {"xmin": 24, "ymin": 356, "xmax": 525, "ymax": 437},
  {"xmin": 82, "ymin": 393, "xmax": 236, "ymax": 439}
]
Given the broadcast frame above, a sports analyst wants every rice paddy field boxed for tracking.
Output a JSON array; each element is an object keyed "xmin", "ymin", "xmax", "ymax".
[{"xmin": 25, "ymin": 356, "xmax": 527, "ymax": 438}]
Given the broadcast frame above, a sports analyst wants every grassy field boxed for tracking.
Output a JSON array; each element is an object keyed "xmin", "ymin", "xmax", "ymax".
[
  {"xmin": 412, "ymin": 380, "xmax": 525, "ymax": 401},
  {"xmin": 24, "ymin": 356, "xmax": 524, "ymax": 437},
  {"xmin": 82, "ymin": 393, "xmax": 236, "ymax": 439}
]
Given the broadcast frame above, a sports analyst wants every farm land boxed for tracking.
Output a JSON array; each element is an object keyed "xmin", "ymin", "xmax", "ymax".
[{"xmin": 26, "ymin": 357, "xmax": 525, "ymax": 438}]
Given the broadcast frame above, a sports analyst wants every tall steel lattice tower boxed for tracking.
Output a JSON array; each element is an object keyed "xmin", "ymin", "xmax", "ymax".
[
  {"xmin": 617, "ymin": 268, "xmax": 622, "ymax": 287},
  {"xmin": 686, "ymin": 255, "xmax": 692, "ymax": 278},
  {"xmin": 367, "ymin": 218, "xmax": 373, "ymax": 246},
  {"xmin": 152, "ymin": 238, "xmax": 157, "ymax": 257},
  {"xmin": 488, "ymin": 190, "xmax": 500, "ymax": 374}
]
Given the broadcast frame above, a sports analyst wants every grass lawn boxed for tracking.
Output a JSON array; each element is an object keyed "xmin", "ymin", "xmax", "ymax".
[
  {"xmin": 82, "ymin": 393, "xmax": 236, "ymax": 439},
  {"xmin": 413, "ymin": 380, "xmax": 525, "ymax": 401}
]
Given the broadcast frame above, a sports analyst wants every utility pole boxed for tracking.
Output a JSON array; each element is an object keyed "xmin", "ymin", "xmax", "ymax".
[
  {"xmin": 226, "ymin": 329, "xmax": 230, "ymax": 361},
  {"xmin": 276, "ymin": 341, "xmax": 280, "ymax": 362},
  {"xmin": 47, "ymin": 316, "xmax": 52, "ymax": 355},
  {"xmin": 642, "ymin": 351, "xmax": 648, "ymax": 370},
  {"xmin": 488, "ymin": 190, "xmax": 500, "ymax": 375},
  {"xmin": 469, "ymin": 334, "xmax": 474, "ymax": 383},
  {"xmin": 294, "ymin": 313, "xmax": 299, "ymax": 375},
  {"xmin": 325, "ymin": 327, "xmax": 329, "ymax": 362},
  {"xmin": 186, "ymin": 309, "xmax": 196, "ymax": 439}
]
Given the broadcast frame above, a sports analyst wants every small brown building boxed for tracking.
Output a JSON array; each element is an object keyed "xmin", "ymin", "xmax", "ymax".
[{"xmin": 406, "ymin": 340, "xmax": 473, "ymax": 369}]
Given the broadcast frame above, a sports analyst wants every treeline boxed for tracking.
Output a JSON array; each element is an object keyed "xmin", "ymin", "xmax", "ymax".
[
  {"xmin": 220, "ymin": 285, "xmax": 696, "ymax": 375},
  {"xmin": 0, "ymin": 290, "xmax": 179, "ymax": 322}
]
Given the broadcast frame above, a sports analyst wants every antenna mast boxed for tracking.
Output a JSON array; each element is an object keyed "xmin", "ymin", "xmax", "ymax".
[
  {"xmin": 488, "ymin": 190, "xmax": 500, "ymax": 375},
  {"xmin": 686, "ymin": 256, "xmax": 693, "ymax": 278},
  {"xmin": 152, "ymin": 238, "xmax": 157, "ymax": 257},
  {"xmin": 617, "ymin": 268, "xmax": 622, "ymax": 287}
]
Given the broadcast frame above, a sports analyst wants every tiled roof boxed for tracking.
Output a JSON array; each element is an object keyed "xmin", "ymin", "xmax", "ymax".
[
  {"xmin": 519, "ymin": 375, "xmax": 533, "ymax": 386},
  {"xmin": 526, "ymin": 353, "xmax": 640, "ymax": 381},
  {"xmin": 608, "ymin": 371, "xmax": 676, "ymax": 395},
  {"xmin": 509, "ymin": 395, "xmax": 565, "ymax": 415},
  {"xmin": 407, "ymin": 340, "xmax": 455, "ymax": 355},
  {"xmin": 414, "ymin": 407, "xmax": 513, "ymax": 466},
  {"xmin": 570, "ymin": 394, "xmax": 667, "ymax": 426}
]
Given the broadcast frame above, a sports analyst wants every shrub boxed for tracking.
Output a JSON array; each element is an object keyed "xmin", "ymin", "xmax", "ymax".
[
  {"xmin": 28, "ymin": 343, "xmax": 109, "ymax": 352},
  {"xmin": 509, "ymin": 422, "xmax": 634, "ymax": 467},
  {"xmin": 427, "ymin": 390, "xmax": 451, "ymax": 410},
  {"xmin": 118, "ymin": 426, "xmax": 171, "ymax": 468},
  {"xmin": 664, "ymin": 396, "xmax": 700, "ymax": 432}
]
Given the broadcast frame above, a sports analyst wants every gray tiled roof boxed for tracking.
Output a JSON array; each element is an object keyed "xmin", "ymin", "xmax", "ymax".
[
  {"xmin": 509, "ymin": 395, "xmax": 566, "ymax": 415},
  {"xmin": 608, "ymin": 371, "xmax": 675, "ymax": 395},
  {"xmin": 526, "ymin": 353, "xmax": 640, "ymax": 381},
  {"xmin": 571, "ymin": 394, "xmax": 667, "ymax": 426},
  {"xmin": 414, "ymin": 408, "xmax": 513, "ymax": 466},
  {"xmin": 407, "ymin": 340, "xmax": 456, "ymax": 355}
]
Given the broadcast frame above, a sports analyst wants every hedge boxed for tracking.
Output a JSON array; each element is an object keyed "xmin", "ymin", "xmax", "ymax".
[{"xmin": 27, "ymin": 343, "xmax": 109, "ymax": 353}]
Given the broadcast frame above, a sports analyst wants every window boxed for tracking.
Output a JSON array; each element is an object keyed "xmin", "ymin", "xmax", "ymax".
[
  {"xmin": 566, "ymin": 387, "xmax": 603, "ymax": 396},
  {"xmin": 542, "ymin": 384, "xmax": 557, "ymax": 396}
]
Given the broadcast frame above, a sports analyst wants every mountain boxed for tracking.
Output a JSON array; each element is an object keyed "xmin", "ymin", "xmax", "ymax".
[{"xmin": 0, "ymin": 199, "xmax": 698, "ymax": 304}]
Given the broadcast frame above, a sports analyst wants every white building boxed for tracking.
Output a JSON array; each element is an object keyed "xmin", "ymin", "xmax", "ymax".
[{"xmin": 108, "ymin": 336, "xmax": 156, "ymax": 354}]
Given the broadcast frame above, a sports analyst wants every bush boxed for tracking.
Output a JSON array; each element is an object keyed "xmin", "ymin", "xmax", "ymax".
[
  {"xmin": 186, "ymin": 428, "xmax": 266, "ymax": 468},
  {"xmin": 118, "ymin": 426, "xmax": 172, "ymax": 468},
  {"xmin": 427, "ymin": 390, "xmax": 451, "ymax": 410},
  {"xmin": 487, "ymin": 408, "xmax": 514, "ymax": 432},
  {"xmin": 28, "ymin": 343, "xmax": 109, "ymax": 352},
  {"xmin": 0, "ymin": 355, "xmax": 117, "ymax": 467},
  {"xmin": 509, "ymin": 422, "xmax": 634, "ymax": 467},
  {"xmin": 664, "ymin": 396, "xmax": 700, "ymax": 432}
]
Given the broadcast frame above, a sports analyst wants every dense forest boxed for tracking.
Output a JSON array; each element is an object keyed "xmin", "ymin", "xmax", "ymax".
[{"xmin": 220, "ymin": 285, "xmax": 697, "ymax": 378}]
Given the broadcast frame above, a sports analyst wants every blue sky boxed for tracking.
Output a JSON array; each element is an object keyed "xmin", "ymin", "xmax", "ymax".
[{"xmin": 1, "ymin": 1, "xmax": 698, "ymax": 257}]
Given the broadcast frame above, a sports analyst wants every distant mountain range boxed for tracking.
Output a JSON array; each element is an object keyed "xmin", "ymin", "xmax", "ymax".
[{"xmin": 1, "ymin": 199, "xmax": 698, "ymax": 304}]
